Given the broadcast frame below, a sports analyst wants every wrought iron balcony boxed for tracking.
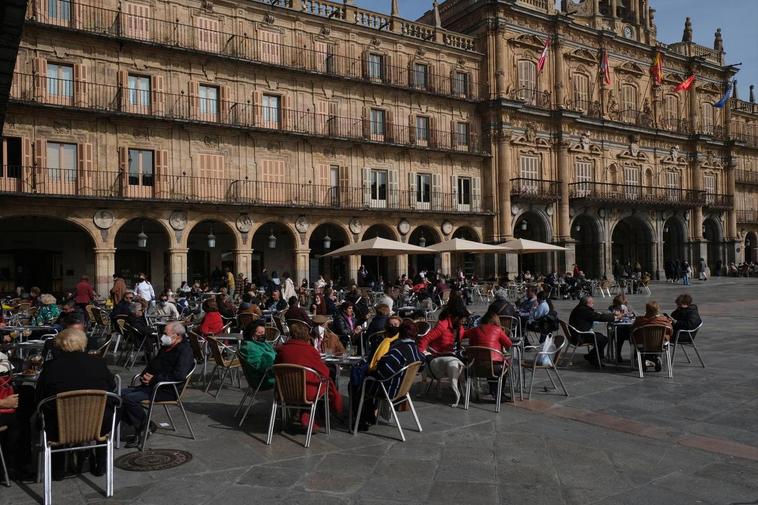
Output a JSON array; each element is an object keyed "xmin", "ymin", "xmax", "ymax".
[
  {"xmin": 609, "ymin": 108, "xmax": 655, "ymax": 128},
  {"xmin": 733, "ymin": 133, "xmax": 758, "ymax": 148},
  {"xmin": 507, "ymin": 88, "xmax": 552, "ymax": 109},
  {"xmin": 737, "ymin": 210, "xmax": 758, "ymax": 224},
  {"xmin": 569, "ymin": 182, "xmax": 705, "ymax": 208},
  {"xmin": 510, "ymin": 178, "xmax": 561, "ymax": 202},
  {"xmin": 703, "ymin": 193, "xmax": 734, "ymax": 210},
  {"xmin": 0, "ymin": 166, "xmax": 488, "ymax": 214},
  {"xmin": 658, "ymin": 118, "xmax": 690, "ymax": 135},
  {"xmin": 25, "ymin": 2, "xmax": 480, "ymax": 101},
  {"xmin": 568, "ymin": 99, "xmax": 603, "ymax": 119},
  {"xmin": 9, "ymin": 73, "xmax": 485, "ymax": 155},
  {"xmin": 735, "ymin": 169, "xmax": 758, "ymax": 186}
]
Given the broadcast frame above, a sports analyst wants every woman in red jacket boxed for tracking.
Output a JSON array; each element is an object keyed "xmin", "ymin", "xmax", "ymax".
[
  {"xmin": 417, "ymin": 294, "xmax": 469, "ymax": 356},
  {"xmin": 275, "ymin": 323, "xmax": 343, "ymax": 429},
  {"xmin": 464, "ymin": 311, "xmax": 513, "ymax": 397},
  {"xmin": 198, "ymin": 299, "xmax": 224, "ymax": 336}
]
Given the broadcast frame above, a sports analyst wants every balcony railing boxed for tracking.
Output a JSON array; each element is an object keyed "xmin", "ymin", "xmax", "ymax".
[
  {"xmin": 703, "ymin": 193, "xmax": 734, "ymax": 210},
  {"xmin": 26, "ymin": 2, "xmax": 479, "ymax": 100},
  {"xmin": 732, "ymin": 98, "xmax": 758, "ymax": 114},
  {"xmin": 735, "ymin": 170, "xmax": 758, "ymax": 186},
  {"xmin": 658, "ymin": 118, "xmax": 690, "ymax": 135},
  {"xmin": 733, "ymin": 133, "xmax": 758, "ymax": 148},
  {"xmin": 569, "ymin": 99, "xmax": 603, "ymax": 119},
  {"xmin": 508, "ymin": 88, "xmax": 552, "ymax": 109},
  {"xmin": 10, "ymin": 73, "xmax": 484, "ymax": 155},
  {"xmin": 510, "ymin": 178, "xmax": 561, "ymax": 202},
  {"xmin": 737, "ymin": 210, "xmax": 758, "ymax": 224},
  {"xmin": 610, "ymin": 108, "xmax": 655, "ymax": 128},
  {"xmin": 569, "ymin": 182, "xmax": 704, "ymax": 208},
  {"xmin": 0, "ymin": 166, "xmax": 488, "ymax": 214},
  {"xmin": 695, "ymin": 125, "xmax": 726, "ymax": 139}
]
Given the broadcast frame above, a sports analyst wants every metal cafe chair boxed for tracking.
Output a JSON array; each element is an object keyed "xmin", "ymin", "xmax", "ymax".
[
  {"xmin": 630, "ymin": 325, "xmax": 673, "ymax": 379},
  {"xmin": 671, "ymin": 322, "xmax": 705, "ymax": 368},
  {"xmin": 463, "ymin": 346, "xmax": 514, "ymax": 413}
]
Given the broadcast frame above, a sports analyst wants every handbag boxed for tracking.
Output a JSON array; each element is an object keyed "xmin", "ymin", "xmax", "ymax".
[{"xmin": 0, "ymin": 375, "xmax": 16, "ymax": 414}]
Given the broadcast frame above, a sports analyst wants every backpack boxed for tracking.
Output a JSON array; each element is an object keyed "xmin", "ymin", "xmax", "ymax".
[{"xmin": 536, "ymin": 310, "xmax": 560, "ymax": 334}]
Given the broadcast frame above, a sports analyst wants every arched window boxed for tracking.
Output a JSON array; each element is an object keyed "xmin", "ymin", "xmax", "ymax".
[
  {"xmin": 621, "ymin": 84, "xmax": 638, "ymax": 123},
  {"xmin": 573, "ymin": 74, "xmax": 590, "ymax": 110},
  {"xmin": 665, "ymin": 170, "xmax": 680, "ymax": 200},
  {"xmin": 663, "ymin": 94, "xmax": 679, "ymax": 130},
  {"xmin": 701, "ymin": 102, "xmax": 714, "ymax": 134},
  {"xmin": 517, "ymin": 60, "xmax": 537, "ymax": 104},
  {"xmin": 624, "ymin": 164, "xmax": 641, "ymax": 197}
]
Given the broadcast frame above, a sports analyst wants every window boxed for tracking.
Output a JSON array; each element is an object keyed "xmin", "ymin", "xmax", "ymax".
[
  {"xmin": 453, "ymin": 71, "xmax": 469, "ymax": 97},
  {"xmin": 370, "ymin": 169, "xmax": 388, "ymax": 206},
  {"xmin": 329, "ymin": 164, "xmax": 339, "ymax": 204},
  {"xmin": 517, "ymin": 60, "xmax": 537, "ymax": 103},
  {"xmin": 127, "ymin": 75, "xmax": 151, "ymax": 112},
  {"xmin": 128, "ymin": 149, "xmax": 154, "ymax": 187},
  {"xmin": 262, "ymin": 94, "xmax": 281, "ymax": 129},
  {"xmin": 258, "ymin": 29, "xmax": 282, "ymax": 65},
  {"xmin": 624, "ymin": 165, "xmax": 641, "ymax": 197},
  {"xmin": 573, "ymin": 74, "xmax": 590, "ymax": 110},
  {"xmin": 314, "ymin": 41, "xmax": 335, "ymax": 74},
  {"xmin": 46, "ymin": 142, "xmax": 76, "ymax": 182},
  {"xmin": 123, "ymin": 2, "xmax": 150, "ymax": 39},
  {"xmin": 199, "ymin": 84, "xmax": 218, "ymax": 118},
  {"xmin": 370, "ymin": 109, "xmax": 385, "ymax": 140},
  {"xmin": 519, "ymin": 155, "xmax": 540, "ymax": 193},
  {"xmin": 1, "ymin": 137, "xmax": 22, "ymax": 179},
  {"xmin": 416, "ymin": 173, "xmax": 431, "ymax": 205},
  {"xmin": 412, "ymin": 63, "xmax": 428, "ymax": 90},
  {"xmin": 195, "ymin": 16, "xmax": 220, "ymax": 52},
  {"xmin": 701, "ymin": 103, "xmax": 714, "ymax": 134},
  {"xmin": 46, "ymin": 63, "xmax": 73, "ymax": 99},
  {"xmin": 415, "ymin": 116, "xmax": 430, "ymax": 145},
  {"xmin": 457, "ymin": 177, "xmax": 472, "ymax": 207},
  {"xmin": 46, "ymin": 0, "xmax": 71, "ymax": 24},
  {"xmin": 664, "ymin": 95, "xmax": 678, "ymax": 129},
  {"xmin": 455, "ymin": 122, "xmax": 470, "ymax": 149},
  {"xmin": 261, "ymin": 159, "xmax": 285, "ymax": 202},
  {"xmin": 666, "ymin": 170, "xmax": 680, "ymax": 200},
  {"xmin": 367, "ymin": 53, "xmax": 384, "ymax": 80},
  {"xmin": 621, "ymin": 84, "xmax": 638, "ymax": 123},
  {"xmin": 575, "ymin": 160, "xmax": 593, "ymax": 196}
]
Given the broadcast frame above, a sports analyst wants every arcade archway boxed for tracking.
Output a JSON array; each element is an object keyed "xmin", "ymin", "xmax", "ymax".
[
  {"xmin": 663, "ymin": 217, "xmax": 687, "ymax": 268},
  {"xmin": 703, "ymin": 217, "xmax": 722, "ymax": 272},
  {"xmin": 612, "ymin": 216, "xmax": 654, "ymax": 274},
  {"xmin": 746, "ymin": 232, "xmax": 758, "ymax": 264},
  {"xmin": 309, "ymin": 223, "xmax": 349, "ymax": 286},
  {"xmin": 571, "ymin": 215, "xmax": 601, "ymax": 278},
  {"xmin": 361, "ymin": 224, "xmax": 396, "ymax": 286},
  {"xmin": 187, "ymin": 220, "xmax": 236, "ymax": 288},
  {"xmin": 514, "ymin": 211, "xmax": 551, "ymax": 275},
  {"xmin": 252, "ymin": 222, "xmax": 297, "ymax": 282},
  {"xmin": 115, "ymin": 218, "xmax": 170, "ymax": 292},
  {"xmin": 408, "ymin": 225, "xmax": 440, "ymax": 277}
]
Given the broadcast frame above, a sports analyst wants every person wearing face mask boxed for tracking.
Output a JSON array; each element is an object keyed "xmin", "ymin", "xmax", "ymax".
[
  {"xmin": 149, "ymin": 291, "xmax": 180, "ymax": 320},
  {"xmin": 134, "ymin": 273, "xmax": 155, "ymax": 307},
  {"xmin": 119, "ymin": 321, "xmax": 194, "ymax": 447}
]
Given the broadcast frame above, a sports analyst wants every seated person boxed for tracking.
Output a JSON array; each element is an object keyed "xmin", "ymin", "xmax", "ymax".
[
  {"xmin": 365, "ymin": 304, "xmax": 391, "ymax": 339},
  {"xmin": 198, "ymin": 299, "xmax": 225, "ymax": 336},
  {"xmin": 216, "ymin": 289, "xmax": 236, "ymax": 318},
  {"xmin": 367, "ymin": 315, "xmax": 402, "ymax": 370},
  {"xmin": 284, "ymin": 296, "xmax": 313, "ymax": 327},
  {"xmin": 517, "ymin": 287, "xmax": 538, "ymax": 326},
  {"xmin": 149, "ymin": 292, "xmax": 180, "ymax": 320},
  {"xmin": 609, "ymin": 294, "xmax": 635, "ymax": 362},
  {"xmin": 32, "ymin": 294, "xmax": 60, "ymax": 326},
  {"xmin": 631, "ymin": 301, "xmax": 673, "ymax": 372},
  {"xmin": 357, "ymin": 321, "xmax": 423, "ymax": 432},
  {"xmin": 275, "ymin": 323, "xmax": 343, "ymax": 429},
  {"xmin": 126, "ymin": 302, "xmax": 158, "ymax": 361},
  {"xmin": 43, "ymin": 312, "xmax": 87, "ymax": 361},
  {"xmin": 418, "ymin": 295, "xmax": 468, "ymax": 357},
  {"xmin": 238, "ymin": 321, "xmax": 276, "ymax": 390},
  {"xmin": 671, "ymin": 294, "xmax": 702, "ymax": 339},
  {"xmin": 264, "ymin": 289, "xmax": 288, "ymax": 313},
  {"xmin": 487, "ymin": 289, "xmax": 518, "ymax": 319},
  {"xmin": 525, "ymin": 291, "xmax": 551, "ymax": 339},
  {"xmin": 374, "ymin": 287, "xmax": 395, "ymax": 312},
  {"xmin": 464, "ymin": 311, "xmax": 513, "ymax": 397},
  {"xmin": 568, "ymin": 296, "xmax": 616, "ymax": 367},
  {"xmin": 312, "ymin": 315, "xmax": 345, "ymax": 355},
  {"xmin": 110, "ymin": 291, "xmax": 136, "ymax": 322},
  {"xmin": 331, "ymin": 302, "xmax": 364, "ymax": 348},
  {"xmin": 120, "ymin": 322, "xmax": 194, "ymax": 447},
  {"xmin": 36, "ymin": 329, "xmax": 116, "ymax": 479}
]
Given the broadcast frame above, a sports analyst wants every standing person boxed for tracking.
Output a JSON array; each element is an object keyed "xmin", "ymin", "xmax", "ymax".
[
  {"xmin": 110, "ymin": 273, "xmax": 127, "ymax": 304},
  {"xmin": 357, "ymin": 265, "xmax": 369, "ymax": 287},
  {"xmin": 74, "ymin": 275, "xmax": 96, "ymax": 318},
  {"xmin": 224, "ymin": 267, "xmax": 236, "ymax": 297},
  {"xmin": 698, "ymin": 257, "xmax": 708, "ymax": 281},
  {"xmin": 680, "ymin": 259, "xmax": 691, "ymax": 285},
  {"xmin": 134, "ymin": 273, "xmax": 156, "ymax": 306},
  {"xmin": 282, "ymin": 272, "xmax": 297, "ymax": 301}
]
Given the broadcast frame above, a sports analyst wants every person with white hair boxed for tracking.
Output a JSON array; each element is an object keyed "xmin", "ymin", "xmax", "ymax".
[{"xmin": 32, "ymin": 294, "xmax": 60, "ymax": 326}]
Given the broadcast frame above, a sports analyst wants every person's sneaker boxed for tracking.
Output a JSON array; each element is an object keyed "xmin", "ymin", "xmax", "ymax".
[
  {"xmin": 654, "ymin": 357, "xmax": 663, "ymax": 372},
  {"xmin": 148, "ymin": 421, "xmax": 159, "ymax": 433}
]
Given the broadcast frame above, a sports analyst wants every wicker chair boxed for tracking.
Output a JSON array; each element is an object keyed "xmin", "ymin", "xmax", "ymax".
[
  {"xmin": 352, "ymin": 361, "xmax": 423, "ymax": 442},
  {"xmin": 36, "ymin": 390, "xmax": 122, "ymax": 505},
  {"xmin": 267, "ymin": 364, "xmax": 331, "ymax": 448},
  {"xmin": 188, "ymin": 331, "xmax": 208, "ymax": 388},
  {"xmin": 521, "ymin": 334, "xmax": 569, "ymax": 399},
  {"xmin": 463, "ymin": 346, "xmax": 514, "ymax": 413},
  {"xmin": 630, "ymin": 325, "xmax": 672, "ymax": 379},
  {"xmin": 204, "ymin": 336, "xmax": 242, "ymax": 398},
  {"xmin": 234, "ymin": 349, "xmax": 273, "ymax": 428},
  {"xmin": 0, "ymin": 425, "xmax": 9, "ymax": 487},
  {"xmin": 264, "ymin": 327, "xmax": 281, "ymax": 345},
  {"xmin": 671, "ymin": 322, "xmax": 705, "ymax": 368}
]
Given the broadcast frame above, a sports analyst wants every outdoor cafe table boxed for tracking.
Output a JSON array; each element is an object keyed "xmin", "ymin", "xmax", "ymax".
[
  {"xmin": 606, "ymin": 318, "xmax": 635, "ymax": 362},
  {"xmin": 322, "ymin": 354, "xmax": 363, "ymax": 430}
]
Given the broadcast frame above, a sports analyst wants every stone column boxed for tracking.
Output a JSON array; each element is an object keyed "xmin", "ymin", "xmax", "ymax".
[
  {"xmin": 495, "ymin": 23, "xmax": 507, "ymax": 99},
  {"xmin": 497, "ymin": 130, "xmax": 512, "ymax": 242},
  {"xmin": 552, "ymin": 36, "xmax": 565, "ymax": 108},
  {"xmin": 94, "ymin": 247, "xmax": 115, "ymax": 298},
  {"xmin": 234, "ymin": 249, "xmax": 253, "ymax": 284},
  {"xmin": 440, "ymin": 252, "xmax": 451, "ymax": 276},
  {"xmin": 726, "ymin": 162, "xmax": 737, "ymax": 239},
  {"xmin": 295, "ymin": 248, "xmax": 311, "ymax": 286},
  {"xmin": 168, "ymin": 248, "xmax": 188, "ymax": 293},
  {"xmin": 348, "ymin": 255, "xmax": 361, "ymax": 284},
  {"xmin": 396, "ymin": 255, "xmax": 408, "ymax": 279},
  {"xmin": 557, "ymin": 141, "xmax": 571, "ymax": 240}
]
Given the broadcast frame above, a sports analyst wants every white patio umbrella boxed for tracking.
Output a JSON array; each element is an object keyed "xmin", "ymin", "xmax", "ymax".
[
  {"xmin": 425, "ymin": 238, "xmax": 510, "ymax": 254},
  {"xmin": 322, "ymin": 237, "xmax": 430, "ymax": 257},
  {"xmin": 497, "ymin": 238, "xmax": 566, "ymax": 253}
]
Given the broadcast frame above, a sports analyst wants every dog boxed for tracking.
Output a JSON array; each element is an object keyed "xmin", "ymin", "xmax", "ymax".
[{"xmin": 421, "ymin": 355, "xmax": 466, "ymax": 408}]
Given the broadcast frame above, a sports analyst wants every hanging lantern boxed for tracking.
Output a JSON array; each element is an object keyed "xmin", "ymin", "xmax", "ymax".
[
  {"xmin": 521, "ymin": 219, "xmax": 528, "ymax": 231},
  {"xmin": 664, "ymin": 226, "xmax": 669, "ymax": 233},
  {"xmin": 574, "ymin": 224, "xmax": 582, "ymax": 232},
  {"xmin": 207, "ymin": 225, "xmax": 216, "ymax": 249},
  {"xmin": 137, "ymin": 225, "xmax": 148, "ymax": 248},
  {"xmin": 418, "ymin": 233, "xmax": 427, "ymax": 247},
  {"xmin": 323, "ymin": 230, "xmax": 332, "ymax": 250},
  {"xmin": 268, "ymin": 228, "xmax": 277, "ymax": 249}
]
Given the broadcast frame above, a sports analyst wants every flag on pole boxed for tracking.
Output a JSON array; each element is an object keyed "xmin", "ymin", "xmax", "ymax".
[
  {"xmin": 650, "ymin": 52, "xmax": 663, "ymax": 85},
  {"xmin": 674, "ymin": 74, "xmax": 696, "ymax": 92},
  {"xmin": 537, "ymin": 37, "xmax": 550, "ymax": 74},
  {"xmin": 599, "ymin": 48, "xmax": 611, "ymax": 85},
  {"xmin": 714, "ymin": 81, "xmax": 733, "ymax": 108}
]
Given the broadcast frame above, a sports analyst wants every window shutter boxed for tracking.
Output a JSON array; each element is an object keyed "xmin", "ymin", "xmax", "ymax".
[
  {"xmin": 74, "ymin": 63, "xmax": 88, "ymax": 107},
  {"xmin": 385, "ymin": 107, "xmax": 395, "ymax": 143},
  {"xmin": 338, "ymin": 165, "xmax": 349, "ymax": 207},
  {"xmin": 155, "ymin": 149, "xmax": 168, "ymax": 196},
  {"xmin": 469, "ymin": 70, "xmax": 478, "ymax": 99},
  {"xmin": 189, "ymin": 81, "xmax": 199, "ymax": 119},
  {"xmin": 450, "ymin": 175, "xmax": 458, "ymax": 210},
  {"xmin": 316, "ymin": 164, "xmax": 329, "ymax": 203},
  {"xmin": 408, "ymin": 171, "xmax": 417, "ymax": 209},
  {"xmin": 361, "ymin": 49, "xmax": 369, "ymax": 79},
  {"xmin": 219, "ymin": 84, "xmax": 229, "ymax": 123},
  {"xmin": 472, "ymin": 176, "xmax": 481, "ymax": 212},
  {"xmin": 73, "ymin": 0, "xmax": 83, "ymax": 29},
  {"xmin": 118, "ymin": 146, "xmax": 128, "ymax": 191},
  {"xmin": 152, "ymin": 75, "xmax": 164, "ymax": 115},
  {"xmin": 21, "ymin": 137, "xmax": 32, "ymax": 184},
  {"xmin": 450, "ymin": 120, "xmax": 456, "ymax": 150},
  {"xmin": 409, "ymin": 113, "xmax": 416, "ymax": 145},
  {"xmin": 280, "ymin": 93, "xmax": 289, "ymax": 130},
  {"xmin": 432, "ymin": 173, "xmax": 442, "ymax": 210},
  {"xmin": 316, "ymin": 99, "xmax": 328, "ymax": 135},
  {"xmin": 388, "ymin": 169, "xmax": 398, "ymax": 208},
  {"xmin": 362, "ymin": 167, "xmax": 371, "ymax": 205},
  {"xmin": 34, "ymin": 139, "xmax": 46, "ymax": 169},
  {"xmin": 118, "ymin": 70, "xmax": 129, "ymax": 110},
  {"xmin": 429, "ymin": 115, "xmax": 437, "ymax": 148},
  {"xmin": 384, "ymin": 54, "xmax": 393, "ymax": 84},
  {"xmin": 33, "ymin": 57, "xmax": 47, "ymax": 101},
  {"xmin": 77, "ymin": 143, "xmax": 93, "ymax": 194},
  {"xmin": 361, "ymin": 106, "xmax": 370, "ymax": 139},
  {"xmin": 252, "ymin": 89, "xmax": 262, "ymax": 126}
]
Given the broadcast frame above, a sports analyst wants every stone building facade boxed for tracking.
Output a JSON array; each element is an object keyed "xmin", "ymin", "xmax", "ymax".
[{"xmin": 0, "ymin": 0, "xmax": 757, "ymax": 295}]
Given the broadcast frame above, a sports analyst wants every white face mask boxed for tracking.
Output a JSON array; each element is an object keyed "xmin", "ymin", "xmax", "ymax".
[{"xmin": 160, "ymin": 335, "xmax": 173, "ymax": 347}]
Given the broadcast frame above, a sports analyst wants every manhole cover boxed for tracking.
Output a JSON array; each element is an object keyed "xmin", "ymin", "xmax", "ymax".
[{"xmin": 115, "ymin": 449, "xmax": 192, "ymax": 472}]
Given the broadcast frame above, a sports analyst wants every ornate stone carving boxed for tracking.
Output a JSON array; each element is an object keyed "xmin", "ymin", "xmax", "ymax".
[
  {"xmin": 295, "ymin": 216, "xmax": 309, "ymax": 233},
  {"xmin": 169, "ymin": 211, "xmax": 187, "ymax": 231},
  {"xmin": 93, "ymin": 210, "xmax": 114, "ymax": 230},
  {"xmin": 264, "ymin": 13, "xmax": 275, "ymax": 24}
]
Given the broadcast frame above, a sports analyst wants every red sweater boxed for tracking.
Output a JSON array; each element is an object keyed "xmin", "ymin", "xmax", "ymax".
[
  {"xmin": 199, "ymin": 311, "xmax": 224, "ymax": 336},
  {"xmin": 275, "ymin": 339, "xmax": 343, "ymax": 413},
  {"xmin": 464, "ymin": 323, "xmax": 512, "ymax": 363},
  {"xmin": 74, "ymin": 280, "xmax": 95, "ymax": 304},
  {"xmin": 418, "ymin": 317, "xmax": 464, "ymax": 355}
]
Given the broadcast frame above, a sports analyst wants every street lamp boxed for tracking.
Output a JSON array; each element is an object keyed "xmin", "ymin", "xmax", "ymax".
[
  {"xmin": 323, "ymin": 229, "xmax": 332, "ymax": 250},
  {"xmin": 137, "ymin": 224, "xmax": 148, "ymax": 248},
  {"xmin": 574, "ymin": 224, "xmax": 582, "ymax": 232},
  {"xmin": 418, "ymin": 233, "xmax": 427, "ymax": 247},
  {"xmin": 207, "ymin": 225, "xmax": 216, "ymax": 249},
  {"xmin": 268, "ymin": 228, "xmax": 277, "ymax": 249}
]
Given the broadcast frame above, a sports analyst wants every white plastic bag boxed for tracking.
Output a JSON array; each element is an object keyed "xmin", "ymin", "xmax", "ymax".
[{"xmin": 536, "ymin": 334, "xmax": 556, "ymax": 366}]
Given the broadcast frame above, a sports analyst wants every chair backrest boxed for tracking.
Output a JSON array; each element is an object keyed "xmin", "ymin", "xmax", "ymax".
[
  {"xmin": 40, "ymin": 390, "xmax": 112, "ymax": 445},
  {"xmin": 390, "ymin": 361, "xmax": 423, "ymax": 401},
  {"xmin": 188, "ymin": 331, "xmax": 206, "ymax": 362},
  {"xmin": 264, "ymin": 327, "xmax": 280, "ymax": 344},
  {"xmin": 205, "ymin": 336, "xmax": 228, "ymax": 366},
  {"xmin": 115, "ymin": 317, "xmax": 127, "ymax": 335},
  {"xmin": 85, "ymin": 304, "xmax": 96, "ymax": 323},
  {"xmin": 465, "ymin": 346, "xmax": 504, "ymax": 378},
  {"xmin": 631, "ymin": 325, "xmax": 667, "ymax": 352},
  {"xmin": 288, "ymin": 320, "xmax": 311, "ymax": 337},
  {"xmin": 415, "ymin": 321, "xmax": 431, "ymax": 336},
  {"xmin": 273, "ymin": 315, "xmax": 287, "ymax": 335},
  {"xmin": 237, "ymin": 312, "xmax": 257, "ymax": 331},
  {"xmin": 95, "ymin": 335, "xmax": 113, "ymax": 358},
  {"xmin": 272, "ymin": 363, "xmax": 322, "ymax": 405},
  {"xmin": 677, "ymin": 322, "xmax": 703, "ymax": 340},
  {"xmin": 174, "ymin": 362, "xmax": 197, "ymax": 400}
]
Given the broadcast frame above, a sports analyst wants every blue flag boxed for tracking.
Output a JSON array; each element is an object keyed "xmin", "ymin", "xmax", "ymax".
[{"xmin": 714, "ymin": 82, "xmax": 733, "ymax": 108}]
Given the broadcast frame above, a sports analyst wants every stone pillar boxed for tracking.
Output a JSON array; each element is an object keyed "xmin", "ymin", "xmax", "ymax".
[
  {"xmin": 168, "ymin": 248, "xmax": 188, "ymax": 293},
  {"xmin": 726, "ymin": 163, "xmax": 737, "ymax": 239},
  {"xmin": 234, "ymin": 249, "xmax": 253, "ymax": 284},
  {"xmin": 396, "ymin": 255, "xmax": 408, "ymax": 279},
  {"xmin": 348, "ymin": 255, "xmax": 361, "ymax": 284},
  {"xmin": 552, "ymin": 36, "xmax": 565, "ymax": 108},
  {"xmin": 94, "ymin": 247, "xmax": 115, "ymax": 298},
  {"xmin": 497, "ymin": 130, "xmax": 512, "ymax": 241},
  {"xmin": 495, "ymin": 23, "xmax": 507, "ymax": 99},
  {"xmin": 295, "ymin": 249, "xmax": 311, "ymax": 286},
  {"xmin": 561, "ymin": 241, "xmax": 576, "ymax": 274},
  {"xmin": 557, "ymin": 141, "xmax": 571, "ymax": 240},
  {"xmin": 440, "ymin": 252, "xmax": 451, "ymax": 276}
]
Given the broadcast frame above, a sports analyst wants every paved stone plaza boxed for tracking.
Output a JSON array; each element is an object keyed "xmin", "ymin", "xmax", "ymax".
[{"xmin": 6, "ymin": 277, "xmax": 758, "ymax": 505}]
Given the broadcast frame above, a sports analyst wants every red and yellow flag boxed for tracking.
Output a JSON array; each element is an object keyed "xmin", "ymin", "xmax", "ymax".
[
  {"xmin": 650, "ymin": 52, "xmax": 663, "ymax": 85},
  {"xmin": 674, "ymin": 74, "xmax": 696, "ymax": 92}
]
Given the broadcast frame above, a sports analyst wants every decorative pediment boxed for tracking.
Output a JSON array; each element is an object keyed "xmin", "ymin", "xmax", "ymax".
[
  {"xmin": 698, "ymin": 81, "xmax": 721, "ymax": 95},
  {"xmin": 569, "ymin": 142, "xmax": 602, "ymax": 155},
  {"xmin": 701, "ymin": 151, "xmax": 725, "ymax": 170},
  {"xmin": 618, "ymin": 148, "xmax": 649, "ymax": 161},
  {"xmin": 616, "ymin": 61, "xmax": 645, "ymax": 76},
  {"xmin": 566, "ymin": 48, "xmax": 597, "ymax": 65},
  {"xmin": 508, "ymin": 33, "xmax": 546, "ymax": 50},
  {"xmin": 659, "ymin": 146, "xmax": 688, "ymax": 166},
  {"xmin": 663, "ymin": 73, "xmax": 682, "ymax": 85}
]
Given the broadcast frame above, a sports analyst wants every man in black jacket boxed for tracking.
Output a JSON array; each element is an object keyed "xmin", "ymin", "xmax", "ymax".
[
  {"xmin": 568, "ymin": 296, "xmax": 616, "ymax": 367},
  {"xmin": 120, "ymin": 321, "xmax": 194, "ymax": 447}
]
